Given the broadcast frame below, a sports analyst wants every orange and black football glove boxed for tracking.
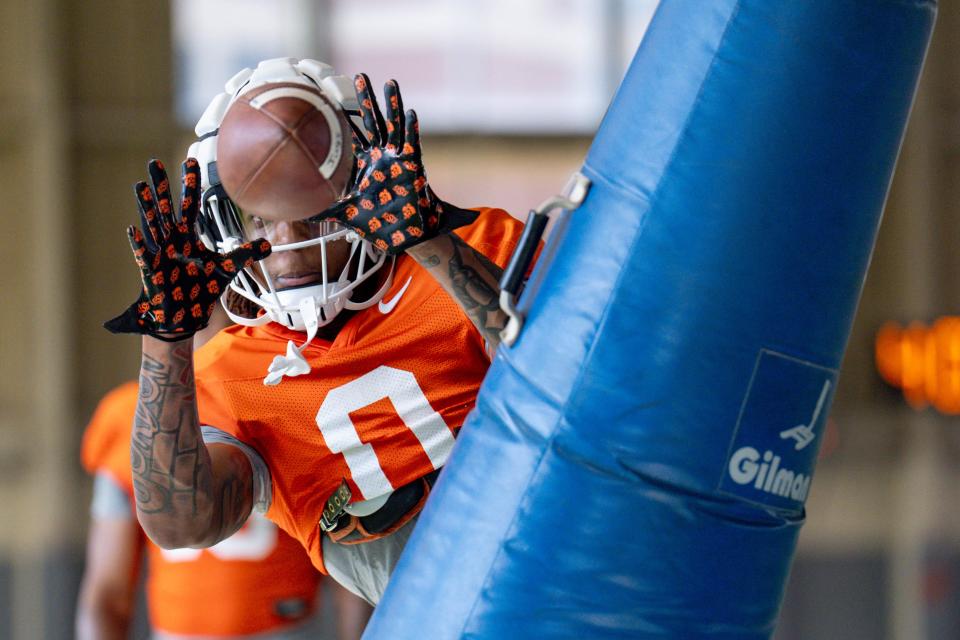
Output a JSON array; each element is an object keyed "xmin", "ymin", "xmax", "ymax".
[
  {"xmin": 104, "ymin": 158, "xmax": 271, "ymax": 341},
  {"xmin": 313, "ymin": 74, "xmax": 477, "ymax": 255}
]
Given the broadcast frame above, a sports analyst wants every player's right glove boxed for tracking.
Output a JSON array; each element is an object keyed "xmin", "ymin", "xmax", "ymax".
[
  {"xmin": 314, "ymin": 74, "xmax": 477, "ymax": 255},
  {"xmin": 104, "ymin": 158, "xmax": 271, "ymax": 341}
]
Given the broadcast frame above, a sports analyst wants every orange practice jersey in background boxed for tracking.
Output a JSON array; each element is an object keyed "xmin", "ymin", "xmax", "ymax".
[
  {"xmin": 194, "ymin": 208, "xmax": 524, "ymax": 572},
  {"xmin": 81, "ymin": 381, "xmax": 322, "ymax": 636}
]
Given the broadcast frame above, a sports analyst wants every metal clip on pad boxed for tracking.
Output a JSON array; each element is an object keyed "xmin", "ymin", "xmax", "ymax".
[{"xmin": 498, "ymin": 172, "xmax": 591, "ymax": 347}]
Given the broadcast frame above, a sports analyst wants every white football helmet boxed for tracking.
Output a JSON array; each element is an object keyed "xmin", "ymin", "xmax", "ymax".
[{"xmin": 190, "ymin": 58, "xmax": 393, "ymax": 334}]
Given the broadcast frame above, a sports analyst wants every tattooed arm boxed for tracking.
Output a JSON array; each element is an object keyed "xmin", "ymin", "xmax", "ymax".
[
  {"xmin": 133, "ymin": 336, "xmax": 254, "ymax": 549},
  {"xmin": 407, "ymin": 234, "xmax": 508, "ymax": 356}
]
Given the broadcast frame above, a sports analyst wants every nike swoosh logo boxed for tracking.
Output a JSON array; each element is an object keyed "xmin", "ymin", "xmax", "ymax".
[{"xmin": 378, "ymin": 276, "xmax": 413, "ymax": 314}]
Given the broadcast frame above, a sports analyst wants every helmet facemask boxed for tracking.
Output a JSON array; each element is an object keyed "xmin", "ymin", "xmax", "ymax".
[{"xmin": 197, "ymin": 171, "xmax": 393, "ymax": 332}]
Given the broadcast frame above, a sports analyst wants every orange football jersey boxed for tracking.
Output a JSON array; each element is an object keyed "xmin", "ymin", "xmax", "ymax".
[
  {"xmin": 193, "ymin": 207, "xmax": 524, "ymax": 572},
  {"xmin": 82, "ymin": 381, "xmax": 322, "ymax": 636}
]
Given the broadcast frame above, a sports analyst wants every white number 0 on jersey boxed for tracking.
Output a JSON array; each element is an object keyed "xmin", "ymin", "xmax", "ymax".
[
  {"xmin": 315, "ymin": 366, "xmax": 457, "ymax": 500},
  {"xmin": 163, "ymin": 366, "xmax": 455, "ymax": 560}
]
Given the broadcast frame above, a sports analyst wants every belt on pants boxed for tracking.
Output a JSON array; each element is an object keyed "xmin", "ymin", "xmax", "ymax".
[{"xmin": 322, "ymin": 469, "xmax": 440, "ymax": 544}]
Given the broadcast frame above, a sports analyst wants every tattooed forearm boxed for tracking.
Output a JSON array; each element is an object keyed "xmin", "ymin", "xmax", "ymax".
[
  {"xmin": 133, "ymin": 337, "xmax": 252, "ymax": 548},
  {"xmin": 409, "ymin": 234, "xmax": 508, "ymax": 353},
  {"xmin": 447, "ymin": 236, "xmax": 504, "ymax": 335},
  {"xmin": 133, "ymin": 340, "xmax": 205, "ymax": 516}
]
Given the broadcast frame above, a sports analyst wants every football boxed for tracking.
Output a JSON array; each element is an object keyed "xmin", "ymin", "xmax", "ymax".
[{"xmin": 216, "ymin": 81, "xmax": 353, "ymax": 222}]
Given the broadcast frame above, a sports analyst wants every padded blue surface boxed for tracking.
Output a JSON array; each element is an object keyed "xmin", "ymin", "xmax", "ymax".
[{"xmin": 367, "ymin": 1, "xmax": 936, "ymax": 637}]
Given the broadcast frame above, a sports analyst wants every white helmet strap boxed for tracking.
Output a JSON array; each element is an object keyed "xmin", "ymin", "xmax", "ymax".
[
  {"xmin": 260, "ymin": 260, "xmax": 395, "ymax": 385},
  {"xmin": 263, "ymin": 297, "xmax": 321, "ymax": 386}
]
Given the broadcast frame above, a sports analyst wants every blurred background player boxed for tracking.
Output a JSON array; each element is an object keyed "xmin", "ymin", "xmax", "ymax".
[
  {"xmin": 79, "ymin": 281, "xmax": 372, "ymax": 639},
  {"xmin": 104, "ymin": 60, "xmax": 526, "ymax": 605}
]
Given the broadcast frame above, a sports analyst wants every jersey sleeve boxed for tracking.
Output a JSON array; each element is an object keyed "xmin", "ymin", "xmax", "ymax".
[
  {"xmin": 455, "ymin": 207, "xmax": 527, "ymax": 269},
  {"xmin": 80, "ymin": 381, "xmax": 139, "ymax": 502}
]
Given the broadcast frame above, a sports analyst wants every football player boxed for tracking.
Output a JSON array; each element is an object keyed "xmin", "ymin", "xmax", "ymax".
[
  {"xmin": 79, "ymin": 304, "xmax": 372, "ymax": 639},
  {"xmin": 105, "ymin": 60, "xmax": 524, "ymax": 604}
]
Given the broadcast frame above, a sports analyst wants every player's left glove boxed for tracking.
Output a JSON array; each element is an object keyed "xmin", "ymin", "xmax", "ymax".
[
  {"xmin": 104, "ymin": 158, "xmax": 271, "ymax": 341},
  {"xmin": 313, "ymin": 74, "xmax": 477, "ymax": 255}
]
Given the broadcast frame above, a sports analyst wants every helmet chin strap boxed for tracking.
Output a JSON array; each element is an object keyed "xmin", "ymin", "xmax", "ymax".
[
  {"xmin": 263, "ymin": 297, "xmax": 322, "ymax": 386},
  {"xmin": 260, "ymin": 258, "xmax": 395, "ymax": 386},
  {"xmin": 267, "ymin": 280, "xmax": 347, "ymax": 331}
]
